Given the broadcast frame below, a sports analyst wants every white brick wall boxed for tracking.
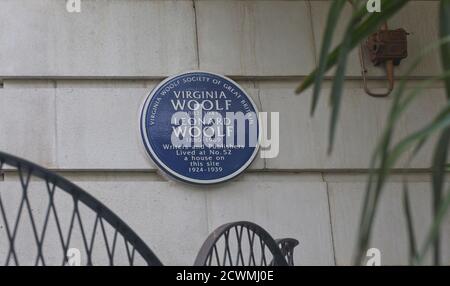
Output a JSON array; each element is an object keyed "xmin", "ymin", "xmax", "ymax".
[
  {"xmin": 196, "ymin": 0, "xmax": 316, "ymax": 76},
  {"xmin": 0, "ymin": 0, "xmax": 448, "ymax": 265},
  {"xmin": 0, "ymin": 0, "xmax": 197, "ymax": 77}
]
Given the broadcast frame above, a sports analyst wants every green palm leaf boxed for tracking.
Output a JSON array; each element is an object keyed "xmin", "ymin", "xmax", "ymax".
[
  {"xmin": 428, "ymin": 0, "xmax": 450, "ymax": 265},
  {"xmin": 310, "ymin": 0, "xmax": 346, "ymax": 116},
  {"xmin": 296, "ymin": 0, "xmax": 409, "ymax": 95}
]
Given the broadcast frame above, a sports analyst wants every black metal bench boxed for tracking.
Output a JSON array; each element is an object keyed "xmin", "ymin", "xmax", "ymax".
[{"xmin": 0, "ymin": 151, "xmax": 298, "ymax": 266}]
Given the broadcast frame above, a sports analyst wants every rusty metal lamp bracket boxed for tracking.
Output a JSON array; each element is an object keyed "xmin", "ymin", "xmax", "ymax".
[{"xmin": 359, "ymin": 22, "xmax": 408, "ymax": 97}]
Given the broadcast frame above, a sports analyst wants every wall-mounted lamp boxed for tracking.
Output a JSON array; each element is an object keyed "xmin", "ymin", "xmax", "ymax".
[
  {"xmin": 359, "ymin": 22, "xmax": 409, "ymax": 97},
  {"xmin": 347, "ymin": 0, "xmax": 409, "ymax": 97}
]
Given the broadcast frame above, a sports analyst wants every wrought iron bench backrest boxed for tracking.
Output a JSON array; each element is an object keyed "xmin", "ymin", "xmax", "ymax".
[
  {"xmin": 0, "ymin": 151, "xmax": 298, "ymax": 266},
  {"xmin": 0, "ymin": 151, "xmax": 162, "ymax": 266},
  {"xmin": 194, "ymin": 221, "xmax": 299, "ymax": 266}
]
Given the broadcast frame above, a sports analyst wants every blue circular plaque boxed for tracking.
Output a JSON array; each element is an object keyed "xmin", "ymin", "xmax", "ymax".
[{"xmin": 140, "ymin": 71, "xmax": 259, "ymax": 184}]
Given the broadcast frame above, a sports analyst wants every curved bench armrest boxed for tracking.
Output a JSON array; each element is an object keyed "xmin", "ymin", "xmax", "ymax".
[{"xmin": 275, "ymin": 238, "xmax": 299, "ymax": 266}]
